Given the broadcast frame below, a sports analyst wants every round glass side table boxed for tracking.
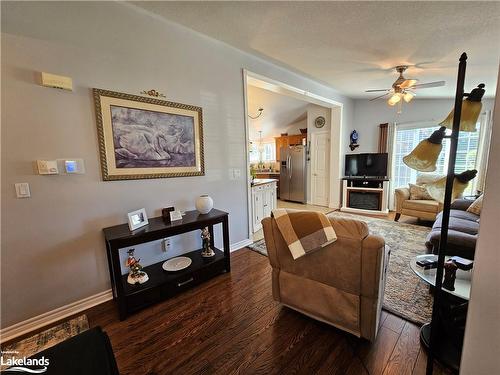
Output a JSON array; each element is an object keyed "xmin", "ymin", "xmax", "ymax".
[{"xmin": 410, "ymin": 254, "xmax": 473, "ymax": 371}]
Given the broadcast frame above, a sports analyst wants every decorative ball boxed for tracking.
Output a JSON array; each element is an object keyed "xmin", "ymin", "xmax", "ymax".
[{"xmin": 195, "ymin": 195, "xmax": 213, "ymax": 214}]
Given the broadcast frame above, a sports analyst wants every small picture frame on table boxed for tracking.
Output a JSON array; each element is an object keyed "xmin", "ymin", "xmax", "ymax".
[{"xmin": 128, "ymin": 208, "xmax": 149, "ymax": 231}]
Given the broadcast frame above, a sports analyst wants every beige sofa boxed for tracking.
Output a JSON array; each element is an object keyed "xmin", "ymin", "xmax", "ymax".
[
  {"xmin": 394, "ymin": 174, "xmax": 443, "ymax": 222},
  {"xmin": 262, "ymin": 215, "xmax": 388, "ymax": 342}
]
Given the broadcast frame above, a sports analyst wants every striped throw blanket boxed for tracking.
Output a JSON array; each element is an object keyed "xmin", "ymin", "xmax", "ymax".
[{"xmin": 271, "ymin": 209, "xmax": 337, "ymax": 260}]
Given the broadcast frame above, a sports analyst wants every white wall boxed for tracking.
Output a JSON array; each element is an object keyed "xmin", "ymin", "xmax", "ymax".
[
  {"xmin": 1, "ymin": 1, "xmax": 353, "ymax": 328},
  {"xmin": 460, "ymin": 76, "xmax": 499, "ymax": 374},
  {"xmin": 349, "ymin": 98, "xmax": 496, "ymax": 154}
]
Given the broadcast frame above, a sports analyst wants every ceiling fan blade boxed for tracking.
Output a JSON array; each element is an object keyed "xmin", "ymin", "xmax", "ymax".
[
  {"xmin": 399, "ymin": 79, "xmax": 419, "ymax": 89},
  {"xmin": 369, "ymin": 92, "xmax": 390, "ymax": 101},
  {"xmin": 365, "ymin": 89, "xmax": 391, "ymax": 93},
  {"xmin": 411, "ymin": 81, "xmax": 446, "ymax": 89}
]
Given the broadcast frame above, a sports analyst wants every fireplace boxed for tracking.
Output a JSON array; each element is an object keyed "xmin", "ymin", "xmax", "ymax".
[{"xmin": 347, "ymin": 190, "xmax": 382, "ymax": 211}]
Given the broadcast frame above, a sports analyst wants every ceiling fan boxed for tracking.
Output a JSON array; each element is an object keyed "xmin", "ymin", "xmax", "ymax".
[{"xmin": 366, "ymin": 65, "xmax": 445, "ymax": 112}]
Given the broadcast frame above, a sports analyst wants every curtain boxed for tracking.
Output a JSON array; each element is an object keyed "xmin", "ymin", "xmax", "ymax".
[
  {"xmin": 378, "ymin": 123, "xmax": 389, "ymax": 153},
  {"xmin": 475, "ymin": 111, "xmax": 493, "ymax": 193},
  {"xmin": 387, "ymin": 122, "xmax": 396, "ymax": 210}
]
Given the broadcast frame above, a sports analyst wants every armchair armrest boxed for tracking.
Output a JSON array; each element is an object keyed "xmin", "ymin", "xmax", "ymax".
[{"xmin": 395, "ymin": 187, "xmax": 410, "ymax": 213}]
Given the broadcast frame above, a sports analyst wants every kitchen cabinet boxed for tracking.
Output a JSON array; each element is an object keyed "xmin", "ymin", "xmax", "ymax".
[
  {"xmin": 275, "ymin": 134, "xmax": 306, "ymax": 161},
  {"xmin": 255, "ymin": 173, "xmax": 280, "ymax": 198},
  {"xmin": 251, "ymin": 180, "xmax": 277, "ymax": 232}
]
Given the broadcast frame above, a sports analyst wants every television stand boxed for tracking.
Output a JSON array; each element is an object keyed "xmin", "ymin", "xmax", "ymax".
[{"xmin": 341, "ymin": 177, "xmax": 389, "ymax": 215}]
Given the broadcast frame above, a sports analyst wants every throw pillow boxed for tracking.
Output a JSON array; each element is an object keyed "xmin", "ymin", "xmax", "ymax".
[
  {"xmin": 409, "ymin": 183, "xmax": 433, "ymax": 200},
  {"xmin": 467, "ymin": 195, "xmax": 483, "ymax": 215}
]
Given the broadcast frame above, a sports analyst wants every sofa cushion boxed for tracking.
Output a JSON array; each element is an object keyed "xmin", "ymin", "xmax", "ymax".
[
  {"xmin": 467, "ymin": 195, "xmax": 483, "ymax": 215},
  {"xmin": 425, "ymin": 209, "xmax": 479, "ymax": 259},
  {"xmin": 403, "ymin": 199, "xmax": 440, "ymax": 213},
  {"xmin": 433, "ymin": 214, "xmax": 480, "ymax": 235}
]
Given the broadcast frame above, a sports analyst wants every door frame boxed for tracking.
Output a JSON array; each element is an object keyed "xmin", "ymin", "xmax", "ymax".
[
  {"xmin": 310, "ymin": 130, "xmax": 331, "ymax": 207},
  {"xmin": 242, "ymin": 70, "xmax": 344, "ymax": 237}
]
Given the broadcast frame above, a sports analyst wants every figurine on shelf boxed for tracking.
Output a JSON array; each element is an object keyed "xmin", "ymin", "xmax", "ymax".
[
  {"xmin": 200, "ymin": 227, "xmax": 215, "ymax": 258},
  {"xmin": 349, "ymin": 130, "xmax": 359, "ymax": 151},
  {"xmin": 125, "ymin": 248, "xmax": 149, "ymax": 285}
]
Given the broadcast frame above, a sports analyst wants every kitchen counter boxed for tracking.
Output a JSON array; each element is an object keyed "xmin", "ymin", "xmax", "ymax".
[
  {"xmin": 255, "ymin": 171, "xmax": 280, "ymax": 175},
  {"xmin": 251, "ymin": 178, "xmax": 278, "ymax": 187}
]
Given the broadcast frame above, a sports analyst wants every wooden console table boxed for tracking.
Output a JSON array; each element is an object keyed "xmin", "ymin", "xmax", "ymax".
[{"xmin": 103, "ymin": 209, "xmax": 230, "ymax": 320}]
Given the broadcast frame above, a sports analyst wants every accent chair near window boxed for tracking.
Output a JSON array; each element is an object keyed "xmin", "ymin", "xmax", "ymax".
[{"xmin": 394, "ymin": 174, "xmax": 444, "ymax": 221}]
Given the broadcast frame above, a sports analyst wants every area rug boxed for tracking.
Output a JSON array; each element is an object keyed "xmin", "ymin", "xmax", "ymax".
[
  {"xmin": 248, "ymin": 213, "xmax": 433, "ymax": 325},
  {"xmin": 0, "ymin": 315, "xmax": 89, "ymax": 370}
]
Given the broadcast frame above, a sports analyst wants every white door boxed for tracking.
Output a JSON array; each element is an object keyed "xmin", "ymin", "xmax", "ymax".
[{"xmin": 311, "ymin": 132, "xmax": 330, "ymax": 206}]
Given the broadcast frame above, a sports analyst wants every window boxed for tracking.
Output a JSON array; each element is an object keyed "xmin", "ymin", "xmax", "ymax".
[
  {"xmin": 249, "ymin": 141, "xmax": 276, "ymax": 163},
  {"xmin": 249, "ymin": 143, "xmax": 259, "ymax": 163},
  {"xmin": 392, "ymin": 122, "xmax": 481, "ymax": 195},
  {"xmin": 261, "ymin": 142, "xmax": 276, "ymax": 162}
]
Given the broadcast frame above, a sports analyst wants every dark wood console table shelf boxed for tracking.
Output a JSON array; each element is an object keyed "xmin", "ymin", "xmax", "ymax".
[{"xmin": 103, "ymin": 209, "xmax": 229, "ymax": 320}]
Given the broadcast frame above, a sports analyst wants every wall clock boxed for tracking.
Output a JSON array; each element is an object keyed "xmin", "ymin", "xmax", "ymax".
[{"xmin": 314, "ymin": 116, "xmax": 326, "ymax": 128}]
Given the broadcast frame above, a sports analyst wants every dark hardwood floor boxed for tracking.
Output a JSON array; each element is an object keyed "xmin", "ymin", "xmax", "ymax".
[{"xmin": 82, "ymin": 248, "xmax": 451, "ymax": 375}]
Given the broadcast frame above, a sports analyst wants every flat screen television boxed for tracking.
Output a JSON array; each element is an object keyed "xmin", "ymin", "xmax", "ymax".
[{"xmin": 344, "ymin": 153, "xmax": 388, "ymax": 178}]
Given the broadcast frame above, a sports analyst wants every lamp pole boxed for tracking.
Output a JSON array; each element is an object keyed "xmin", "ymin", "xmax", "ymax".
[{"xmin": 426, "ymin": 52, "xmax": 467, "ymax": 375}]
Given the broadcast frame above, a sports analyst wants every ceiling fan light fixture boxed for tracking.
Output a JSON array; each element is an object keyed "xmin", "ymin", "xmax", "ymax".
[
  {"xmin": 403, "ymin": 92, "xmax": 415, "ymax": 103},
  {"xmin": 400, "ymin": 79, "xmax": 418, "ymax": 89},
  {"xmin": 387, "ymin": 93, "xmax": 401, "ymax": 106}
]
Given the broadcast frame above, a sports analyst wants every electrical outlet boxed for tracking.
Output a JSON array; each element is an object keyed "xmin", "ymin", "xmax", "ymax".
[{"xmin": 162, "ymin": 238, "xmax": 171, "ymax": 252}]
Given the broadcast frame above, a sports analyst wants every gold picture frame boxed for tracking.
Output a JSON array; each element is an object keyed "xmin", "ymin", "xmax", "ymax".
[{"xmin": 93, "ymin": 89, "xmax": 204, "ymax": 181}]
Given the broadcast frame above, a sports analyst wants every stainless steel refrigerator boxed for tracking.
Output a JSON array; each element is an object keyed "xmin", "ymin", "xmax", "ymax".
[{"xmin": 280, "ymin": 145, "xmax": 306, "ymax": 203}]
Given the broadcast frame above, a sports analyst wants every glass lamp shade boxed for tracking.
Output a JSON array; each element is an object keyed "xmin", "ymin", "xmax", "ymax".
[
  {"xmin": 439, "ymin": 84, "xmax": 485, "ymax": 132},
  {"xmin": 403, "ymin": 127, "xmax": 446, "ymax": 172},
  {"xmin": 387, "ymin": 94, "xmax": 401, "ymax": 106},
  {"xmin": 426, "ymin": 169, "xmax": 477, "ymax": 203},
  {"xmin": 403, "ymin": 92, "xmax": 414, "ymax": 103}
]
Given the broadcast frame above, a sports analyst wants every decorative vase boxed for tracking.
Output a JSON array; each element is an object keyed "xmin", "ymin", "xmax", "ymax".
[{"xmin": 195, "ymin": 195, "xmax": 213, "ymax": 214}]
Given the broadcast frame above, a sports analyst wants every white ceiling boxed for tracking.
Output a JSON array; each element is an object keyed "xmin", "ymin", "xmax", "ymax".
[
  {"xmin": 132, "ymin": 1, "xmax": 500, "ymax": 99},
  {"xmin": 247, "ymin": 84, "xmax": 309, "ymax": 141}
]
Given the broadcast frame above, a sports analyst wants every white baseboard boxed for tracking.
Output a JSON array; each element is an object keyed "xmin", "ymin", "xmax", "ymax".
[
  {"xmin": 1, "ymin": 239, "xmax": 253, "ymax": 343},
  {"xmin": 0, "ymin": 289, "xmax": 113, "ymax": 343},
  {"xmin": 230, "ymin": 238, "xmax": 253, "ymax": 252}
]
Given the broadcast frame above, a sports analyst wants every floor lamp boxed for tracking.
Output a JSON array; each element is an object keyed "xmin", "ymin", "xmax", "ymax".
[{"xmin": 403, "ymin": 52, "xmax": 485, "ymax": 374}]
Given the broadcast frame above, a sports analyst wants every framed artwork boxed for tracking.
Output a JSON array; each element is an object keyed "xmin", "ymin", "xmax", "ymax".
[{"xmin": 93, "ymin": 89, "xmax": 204, "ymax": 180}]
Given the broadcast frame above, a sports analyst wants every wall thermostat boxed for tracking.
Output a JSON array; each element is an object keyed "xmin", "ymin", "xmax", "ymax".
[
  {"xmin": 40, "ymin": 72, "xmax": 73, "ymax": 91},
  {"xmin": 61, "ymin": 159, "xmax": 85, "ymax": 174},
  {"xmin": 37, "ymin": 160, "xmax": 59, "ymax": 175}
]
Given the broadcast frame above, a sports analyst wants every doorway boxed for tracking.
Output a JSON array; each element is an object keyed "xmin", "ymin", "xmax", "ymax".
[{"xmin": 243, "ymin": 70, "xmax": 344, "ymax": 240}]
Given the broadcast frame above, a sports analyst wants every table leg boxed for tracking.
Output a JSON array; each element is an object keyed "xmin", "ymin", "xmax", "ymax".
[
  {"xmin": 420, "ymin": 294, "xmax": 467, "ymax": 372},
  {"xmin": 110, "ymin": 245, "xmax": 128, "ymax": 320},
  {"xmin": 222, "ymin": 216, "xmax": 230, "ymax": 272}
]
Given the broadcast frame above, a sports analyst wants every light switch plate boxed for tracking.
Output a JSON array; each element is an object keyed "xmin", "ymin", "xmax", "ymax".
[{"xmin": 15, "ymin": 183, "xmax": 31, "ymax": 198}]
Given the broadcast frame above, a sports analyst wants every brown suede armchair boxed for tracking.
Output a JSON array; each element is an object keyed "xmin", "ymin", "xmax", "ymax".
[{"xmin": 262, "ymin": 215, "xmax": 389, "ymax": 342}]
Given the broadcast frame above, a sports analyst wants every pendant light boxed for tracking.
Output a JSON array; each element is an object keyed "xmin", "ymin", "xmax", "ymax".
[
  {"xmin": 426, "ymin": 169, "xmax": 478, "ymax": 203},
  {"xmin": 403, "ymin": 127, "xmax": 447, "ymax": 172},
  {"xmin": 439, "ymin": 84, "xmax": 485, "ymax": 132}
]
